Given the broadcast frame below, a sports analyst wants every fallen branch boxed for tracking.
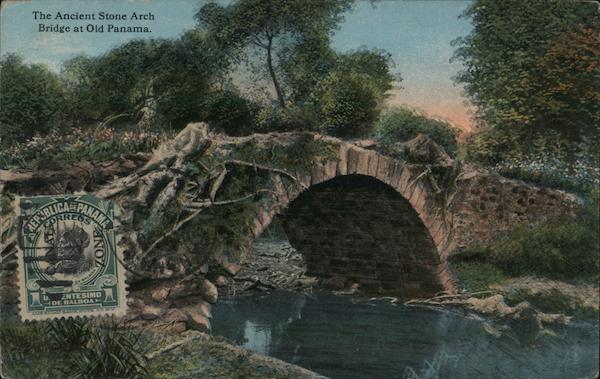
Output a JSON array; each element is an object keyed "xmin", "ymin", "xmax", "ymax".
[
  {"xmin": 139, "ymin": 189, "xmax": 276, "ymax": 263},
  {"xmin": 223, "ymin": 159, "xmax": 306, "ymax": 189}
]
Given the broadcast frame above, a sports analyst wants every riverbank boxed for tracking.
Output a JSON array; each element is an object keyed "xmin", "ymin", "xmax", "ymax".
[
  {"xmin": 227, "ymin": 235, "xmax": 599, "ymax": 324},
  {"xmin": 0, "ymin": 318, "xmax": 326, "ymax": 379},
  {"xmin": 146, "ymin": 330, "xmax": 325, "ymax": 379}
]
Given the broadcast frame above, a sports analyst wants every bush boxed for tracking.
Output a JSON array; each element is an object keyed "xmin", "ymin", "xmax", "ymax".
[
  {"xmin": 255, "ymin": 105, "xmax": 318, "ymax": 133},
  {"xmin": 0, "ymin": 127, "xmax": 166, "ymax": 169},
  {"xmin": 489, "ymin": 223, "xmax": 597, "ymax": 277},
  {"xmin": 201, "ymin": 90, "xmax": 260, "ymax": 136},
  {"xmin": 0, "ymin": 54, "xmax": 66, "ymax": 145},
  {"xmin": 450, "ymin": 192, "xmax": 599, "ymax": 283},
  {"xmin": 68, "ymin": 325, "xmax": 148, "ymax": 379},
  {"xmin": 314, "ymin": 71, "xmax": 381, "ymax": 138},
  {"xmin": 464, "ymin": 128, "xmax": 599, "ymax": 193},
  {"xmin": 0, "ymin": 318, "xmax": 149, "ymax": 379},
  {"xmin": 452, "ymin": 261, "xmax": 508, "ymax": 291},
  {"xmin": 374, "ymin": 106, "xmax": 459, "ymax": 156}
]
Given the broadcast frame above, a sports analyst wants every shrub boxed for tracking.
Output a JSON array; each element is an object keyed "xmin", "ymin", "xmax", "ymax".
[
  {"xmin": 451, "ymin": 192, "xmax": 598, "ymax": 282},
  {"xmin": 68, "ymin": 325, "xmax": 148, "ymax": 379},
  {"xmin": 490, "ymin": 153, "xmax": 599, "ymax": 193},
  {"xmin": 0, "ymin": 318, "xmax": 149, "ymax": 379},
  {"xmin": 0, "ymin": 127, "xmax": 166, "ymax": 169},
  {"xmin": 452, "ymin": 261, "xmax": 508, "ymax": 291},
  {"xmin": 201, "ymin": 90, "xmax": 260, "ymax": 136},
  {"xmin": 314, "ymin": 71, "xmax": 381, "ymax": 138},
  {"xmin": 255, "ymin": 105, "xmax": 318, "ymax": 133},
  {"xmin": 374, "ymin": 106, "xmax": 459, "ymax": 156},
  {"xmin": 464, "ymin": 128, "xmax": 599, "ymax": 193},
  {"xmin": 0, "ymin": 54, "xmax": 66, "ymax": 146}
]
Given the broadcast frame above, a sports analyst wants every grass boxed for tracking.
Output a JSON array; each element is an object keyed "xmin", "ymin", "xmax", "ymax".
[
  {"xmin": 452, "ymin": 192, "xmax": 598, "ymax": 289},
  {"xmin": 451, "ymin": 261, "xmax": 508, "ymax": 292},
  {"xmin": 0, "ymin": 318, "xmax": 149, "ymax": 379},
  {"xmin": 503, "ymin": 288, "xmax": 598, "ymax": 319}
]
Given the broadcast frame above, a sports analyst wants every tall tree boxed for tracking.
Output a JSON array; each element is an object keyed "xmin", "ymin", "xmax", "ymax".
[
  {"xmin": 452, "ymin": 0, "xmax": 599, "ymax": 137},
  {"xmin": 195, "ymin": 0, "xmax": 353, "ymax": 108}
]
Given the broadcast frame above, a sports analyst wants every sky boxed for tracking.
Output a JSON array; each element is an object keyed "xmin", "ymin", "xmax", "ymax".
[{"xmin": 0, "ymin": 0, "xmax": 475, "ymax": 130}]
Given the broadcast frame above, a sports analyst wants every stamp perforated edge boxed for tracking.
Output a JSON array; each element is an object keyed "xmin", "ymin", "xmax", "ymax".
[{"xmin": 15, "ymin": 194, "xmax": 129, "ymax": 321}]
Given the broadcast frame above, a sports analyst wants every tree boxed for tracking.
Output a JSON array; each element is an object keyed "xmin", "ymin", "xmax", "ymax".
[
  {"xmin": 62, "ymin": 39, "xmax": 171, "ymax": 126},
  {"xmin": 336, "ymin": 48, "xmax": 398, "ymax": 96},
  {"xmin": 279, "ymin": 30, "xmax": 338, "ymax": 104},
  {"xmin": 0, "ymin": 54, "xmax": 65, "ymax": 144},
  {"xmin": 314, "ymin": 71, "xmax": 380, "ymax": 137},
  {"xmin": 195, "ymin": 0, "xmax": 353, "ymax": 108},
  {"xmin": 525, "ymin": 26, "xmax": 600, "ymax": 137},
  {"xmin": 62, "ymin": 31, "xmax": 236, "ymax": 129},
  {"xmin": 452, "ymin": 0, "xmax": 599, "ymax": 136}
]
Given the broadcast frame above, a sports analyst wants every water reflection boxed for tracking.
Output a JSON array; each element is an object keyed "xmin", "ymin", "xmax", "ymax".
[{"xmin": 211, "ymin": 292, "xmax": 599, "ymax": 379}]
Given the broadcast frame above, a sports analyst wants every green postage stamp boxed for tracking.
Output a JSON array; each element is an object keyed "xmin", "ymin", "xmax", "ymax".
[{"xmin": 16, "ymin": 194, "xmax": 127, "ymax": 320}]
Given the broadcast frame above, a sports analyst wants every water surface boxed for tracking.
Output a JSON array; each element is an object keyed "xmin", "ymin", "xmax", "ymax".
[{"xmin": 211, "ymin": 291, "xmax": 599, "ymax": 379}]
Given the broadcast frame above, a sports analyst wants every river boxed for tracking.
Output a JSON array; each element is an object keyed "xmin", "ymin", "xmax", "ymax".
[{"xmin": 211, "ymin": 291, "xmax": 599, "ymax": 379}]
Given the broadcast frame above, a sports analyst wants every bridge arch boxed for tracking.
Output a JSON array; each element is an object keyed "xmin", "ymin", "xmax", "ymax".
[{"xmin": 241, "ymin": 142, "xmax": 457, "ymax": 294}]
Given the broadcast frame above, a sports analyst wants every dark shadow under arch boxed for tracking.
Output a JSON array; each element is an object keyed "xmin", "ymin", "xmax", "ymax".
[{"xmin": 278, "ymin": 174, "xmax": 444, "ymax": 296}]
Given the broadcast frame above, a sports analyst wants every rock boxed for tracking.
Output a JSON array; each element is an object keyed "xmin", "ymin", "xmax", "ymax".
[
  {"xmin": 201, "ymin": 279, "xmax": 218, "ymax": 304},
  {"xmin": 169, "ymin": 281, "xmax": 200, "ymax": 299},
  {"xmin": 214, "ymin": 275, "xmax": 229, "ymax": 287},
  {"xmin": 511, "ymin": 301, "xmax": 543, "ymax": 330},
  {"xmin": 466, "ymin": 294, "xmax": 571, "ymax": 329},
  {"xmin": 182, "ymin": 306, "xmax": 211, "ymax": 331},
  {"xmin": 394, "ymin": 133, "xmax": 454, "ymax": 166},
  {"xmin": 127, "ymin": 297, "xmax": 144, "ymax": 308},
  {"xmin": 140, "ymin": 304, "xmax": 164, "ymax": 320},
  {"xmin": 466, "ymin": 294, "xmax": 510, "ymax": 316},
  {"xmin": 161, "ymin": 308, "xmax": 189, "ymax": 323},
  {"xmin": 354, "ymin": 139, "xmax": 377, "ymax": 148},
  {"xmin": 151, "ymin": 285, "xmax": 170, "ymax": 303},
  {"xmin": 198, "ymin": 301, "xmax": 212, "ymax": 318},
  {"xmin": 223, "ymin": 262, "xmax": 242, "ymax": 276}
]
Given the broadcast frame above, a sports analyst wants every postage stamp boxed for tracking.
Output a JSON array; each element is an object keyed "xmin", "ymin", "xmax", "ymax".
[{"xmin": 16, "ymin": 194, "xmax": 127, "ymax": 320}]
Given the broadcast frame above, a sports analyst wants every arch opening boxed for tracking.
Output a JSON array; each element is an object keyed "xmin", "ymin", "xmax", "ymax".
[{"xmin": 276, "ymin": 174, "xmax": 444, "ymax": 297}]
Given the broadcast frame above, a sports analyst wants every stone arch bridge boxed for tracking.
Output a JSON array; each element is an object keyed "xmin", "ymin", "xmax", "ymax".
[{"xmin": 0, "ymin": 123, "xmax": 580, "ymax": 327}]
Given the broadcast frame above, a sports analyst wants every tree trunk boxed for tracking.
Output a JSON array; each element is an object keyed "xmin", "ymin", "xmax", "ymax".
[{"xmin": 266, "ymin": 37, "xmax": 286, "ymax": 108}]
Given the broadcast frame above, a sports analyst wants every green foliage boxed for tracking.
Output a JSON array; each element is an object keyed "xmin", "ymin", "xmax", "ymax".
[
  {"xmin": 201, "ymin": 90, "xmax": 260, "ymax": 136},
  {"xmin": 314, "ymin": 71, "xmax": 381, "ymax": 137},
  {"xmin": 62, "ymin": 31, "xmax": 235, "ymax": 130},
  {"xmin": 0, "ymin": 54, "xmax": 66, "ymax": 145},
  {"xmin": 453, "ymin": 192, "xmax": 599, "ymax": 283},
  {"xmin": 374, "ymin": 106, "xmax": 459, "ymax": 156},
  {"xmin": 232, "ymin": 134, "xmax": 338, "ymax": 172},
  {"xmin": 45, "ymin": 318, "xmax": 90, "ymax": 349},
  {"xmin": 452, "ymin": 261, "xmax": 508, "ymax": 291},
  {"xmin": 453, "ymin": 0, "xmax": 599, "ymax": 136},
  {"xmin": 68, "ymin": 325, "xmax": 148, "ymax": 379},
  {"xmin": 254, "ymin": 105, "xmax": 318, "ymax": 133},
  {"xmin": 336, "ymin": 48, "xmax": 398, "ymax": 96},
  {"xmin": 0, "ymin": 127, "xmax": 165, "ymax": 169},
  {"xmin": 489, "ymin": 206, "xmax": 599, "ymax": 278},
  {"xmin": 196, "ymin": 0, "xmax": 353, "ymax": 107},
  {"xmin": 1, "ymin": 319, "xmax": 148, "ymax": 379},
  {"xmin": 279, "ymin": 30, "xmax": 338, "ymax": 104},
  {"xmin": 464, "ymin": 127, "xmax": 599, "ymax": 193}
]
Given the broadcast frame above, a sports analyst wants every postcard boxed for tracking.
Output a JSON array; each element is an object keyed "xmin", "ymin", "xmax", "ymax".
[{"xmin": 0, "ymin": 1, "xmax": 598, "ymax": 378}]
